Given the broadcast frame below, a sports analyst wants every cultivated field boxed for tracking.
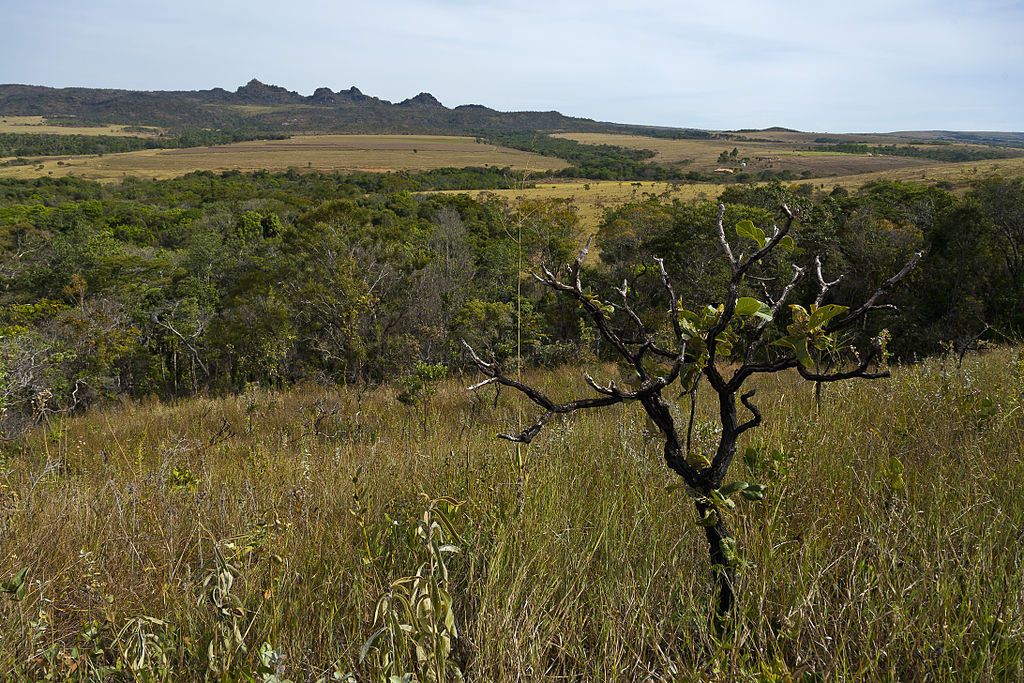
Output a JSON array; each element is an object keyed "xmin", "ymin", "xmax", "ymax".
[
  {"xmin": 1, "ymin": 350, "xmax": 1021, "ymax": 680},
  {"xmin": 0, "ymin": 115, "xmax": 162, "ymax": 137},
  {"xmin": 0, "ymin": 134, "xmax": 568, "ymax": 181},
  {"xmin": 816, "ymin": 155, "xmax": 1024, "ymax": 190},
  {"xmin": 554, "ymin": 132, "xmax": 948, "ymax": 176}
]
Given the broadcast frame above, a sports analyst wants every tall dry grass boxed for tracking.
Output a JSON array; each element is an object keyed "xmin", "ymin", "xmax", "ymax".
[{"xmin": 0, "ymin": 349, "xmax": 1021, "ymax": 680}]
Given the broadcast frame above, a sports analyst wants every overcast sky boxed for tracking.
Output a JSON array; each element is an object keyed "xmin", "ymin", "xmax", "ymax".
[{"xmin": 2, "ymin": 0, "xmax": 1021, "ymax": 133}]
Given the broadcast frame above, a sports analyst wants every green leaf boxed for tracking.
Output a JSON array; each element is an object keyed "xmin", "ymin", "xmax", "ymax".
[
  {"xmin": 678, "ymin": 308, "xmax": 700, "ymax": 325},
  {"xmin": 775, "ymin": 335, "xmax": 813, "ymax": 368},
  {"xmin": 792, "ymin": 337, "xmax": 813, "ymax": 368},
  {"xmin": 742, "ymin": 447, "xmax": 758, "ymax": 469},
  {"xmin": 678, "ymin": 317, "xmax": 698, "ymax": 339},
  {"xmin": 740, "ymin": 490, "xmax": 764, "ymax": 501},
  {"xmin": 779, "ymin": 234, "xmax": 796, "ymax": 251},
  {"xmin": 809, "ymin": 303, "xmax": 848, "ymax": 329},
  {"xmin": 735, "ymin": 220, "xmax": 766, "ymax": 248},
  {"xmin": 679, "ymin": 364, "xmax": 700, "ymax": 391},
  {"xmin": 1, "ymin": 567, "xmax": 28, "ymax": 599},
  {"xmin": 719, "ymin": 481, "xmax": 749, "ymax": 496},
  {"xmin": 734, "ymin": 297, "xmax": 760, "ymax": 317},
  {"xmin": 735, "ymin": 297, "xmax": 773, "ymax": 321}
]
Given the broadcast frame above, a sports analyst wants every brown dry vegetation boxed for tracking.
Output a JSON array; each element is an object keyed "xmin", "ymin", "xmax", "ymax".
[
  {"xmin": 0, "ymin": 134, "xmax": 568, "ymax": 182},
  {"xmin": 1, "ymin": 349, "xmax": 1022, "ymax": 680},
  {"xmin": 817, "ymin": 156, "xmax": 1024, "ymax": 190},
  {"xmin": 0, "ymin": 116, "xmax": 163, "ymax": 137},
  {"xmin": 553, "ymin": 132, "xmax": 947, "ymax": 176}
]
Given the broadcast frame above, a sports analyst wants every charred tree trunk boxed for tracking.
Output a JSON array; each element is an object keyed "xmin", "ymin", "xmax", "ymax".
[{"xmin": 697, "ymin": 500, "xmax": 736, "ymax": 618}]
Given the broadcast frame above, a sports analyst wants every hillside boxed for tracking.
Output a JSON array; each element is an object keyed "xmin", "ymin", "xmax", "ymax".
[{"xmin": 0, "ymin": 79, "xmax": 618, "ymax": 134}]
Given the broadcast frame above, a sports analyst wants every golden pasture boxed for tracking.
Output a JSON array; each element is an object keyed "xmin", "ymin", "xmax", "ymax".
[
  {"xmin": 0, "ymin": 115, "xmax": 162, "ymax": 137},
  {"xmin": 553, "ymin": 132, "xmax": 951, "ymax": 176},
  {"xmin": 0, "ymin": 134, "xmax": 569, "ymax": 181},
  {"xmin": 815, "ymin": 155, "xmax": 1024, "ymax": 190}
]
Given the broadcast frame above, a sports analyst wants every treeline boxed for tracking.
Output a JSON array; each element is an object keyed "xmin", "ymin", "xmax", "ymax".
[
  {"xmin": 482, "ymin": 131, "xmax": 700, "ymax": 181},
  {"xmin": 0, "ymin": 129, "xmax": 291, "ymax": 160},
  {"xmin": 812, "ymin": 142, "xmax": 1021, "ymax": 162},
  {"xmin": 0, "ymin": 170, "xmax": 1021, "ymax": 438},
  {"xmin": 611, "ymin": 126, "xmax": 718, "ymax": 140}
]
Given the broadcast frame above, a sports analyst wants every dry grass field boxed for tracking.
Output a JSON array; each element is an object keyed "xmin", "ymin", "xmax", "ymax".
[
  {"xmin": 1, "ymin": 351, "xmax": 1021, "ymax": 680},
  {"xmin": 0, "ymin": 115, "xmax": 162, "ymax": 137},
  {"xmin": 0, "ymin": 134, "xmax": 568, "ymax": 181},
  {"xmin": 553, "ymin": 132, "xmax": 944, "ymax": 176},
  {"xmin": 816, "ymin": 155, "xmax": 1024, "ymax": 190}
]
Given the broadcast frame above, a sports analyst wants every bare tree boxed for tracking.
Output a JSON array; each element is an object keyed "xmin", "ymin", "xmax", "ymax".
[{"xmin": 464, "ymin": 204, "xmax": 922, "ymax": 618}]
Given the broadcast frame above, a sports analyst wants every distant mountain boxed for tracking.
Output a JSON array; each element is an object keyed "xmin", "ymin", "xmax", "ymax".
[
  {"xmin": 879, "ymin": 130, "xmax": 1024, "ymax": 148},
  {"xmin": 0, "ymin": 79, "xmax": 620, "ymax": 135}
]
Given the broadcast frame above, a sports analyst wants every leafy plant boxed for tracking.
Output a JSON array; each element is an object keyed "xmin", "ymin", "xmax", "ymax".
[
  {"xmin": 1, "ymin": 566, "xmax": 29, "ymax": 602},
  {"xmin": 360, "ymin": 496, "xmax": 465, "ymax": 683},
  {"xmin": 198, "ymin": 542, "xmax": 248, "ymax": 677}
]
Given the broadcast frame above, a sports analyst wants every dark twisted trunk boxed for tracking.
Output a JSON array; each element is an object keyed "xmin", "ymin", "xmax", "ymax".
[{"xmin": 696, "ymin": 499, "xmax": 736, "ymax": 619}]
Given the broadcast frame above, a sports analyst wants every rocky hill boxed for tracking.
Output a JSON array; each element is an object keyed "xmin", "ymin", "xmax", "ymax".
[{"xmin": 0, "ymin": 79, "xmax": 617, "ymax": 134}]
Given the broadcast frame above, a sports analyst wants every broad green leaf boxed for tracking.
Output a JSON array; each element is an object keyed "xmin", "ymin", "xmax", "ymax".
[
  {"xmin": 742, "ymin": 447, "xmax": 759, "ymax": 469},
  {"xmin": 734, "ymin": 297, "xmax": 761, "ymax": 317},
  {"xmin": 789, "ymin": 304, "xmax": 809, "ymax": 323},
  {"xmin": 740, "ymin": 489, "xmax": 764, "ymax": 501},
  {"xmin": 720, "ymin": 481, "xmax": 749, "ymax": 496},
  {"xmin": 735, "ymin": 220, "xmax": 766, "ymax": 248},
  {"xmin": 809, "ymin": 303, "xmax": 848, "ymax": 329},
  {"xmin": 779, "ymin": 234, "xmax": 796, "ymax": 251},
  {"xmin": 678, "ymin": 307, "xmax": 700, "ymax": 325},
  {"xmin": 792, "ymin": 337, "xmax": 813, "ymax": 368},
  {"xmin": 735, "ymin": 297, "xmax": 773, "ymax": 321}
]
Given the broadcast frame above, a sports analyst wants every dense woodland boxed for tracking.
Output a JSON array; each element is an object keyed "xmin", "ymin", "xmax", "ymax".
[{"xmin": 1, "ymin": 168, "xmax": 1022, "ymax": 440}]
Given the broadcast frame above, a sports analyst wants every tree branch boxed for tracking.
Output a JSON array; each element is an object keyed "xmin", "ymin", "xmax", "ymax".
[
  {"xmin": 813, "ymin": 255, "xmax": 843, "ymax": 306},
  {"xmin": 828, "ymin": 251, "xmax": 923, "ymax": 332},
  {"xmin": 735, "ymin": 390, "xmax": 762, "ymax": 437}
]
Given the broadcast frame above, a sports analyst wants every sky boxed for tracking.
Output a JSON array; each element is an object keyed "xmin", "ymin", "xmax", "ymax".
[{"xmin": 2, "ymin": 0, "xmax": 1022, "ymax": 133}]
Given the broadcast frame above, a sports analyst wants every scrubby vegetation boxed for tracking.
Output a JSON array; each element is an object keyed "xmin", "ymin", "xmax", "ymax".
[
  {"xmin": 2, "ymin": 171, "xmax": 1023, "ymax": 436},
  {"xmin": 1, "ymin": 165, "xmax": 1023, "ymax": 680},
  {"xmin": 0, "ymin": 349, "xmax": 1021, "ymax": 680}
]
